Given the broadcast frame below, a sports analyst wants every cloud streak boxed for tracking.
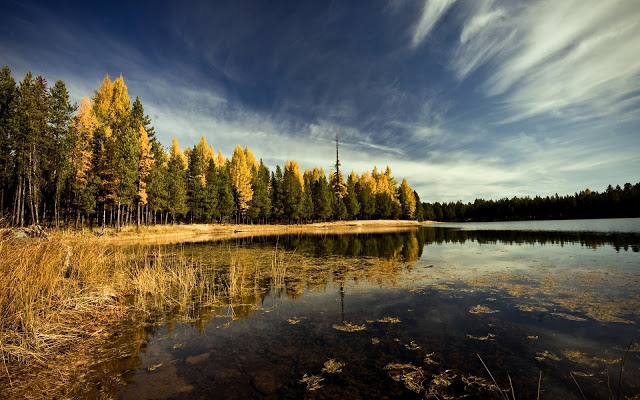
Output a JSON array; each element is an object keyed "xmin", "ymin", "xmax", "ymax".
[
  {"xmin": 410, "ymin": 0, "xmax": 457, "ymax": 47},
  {"xmin": 451, "ymin": 0, "xmax": 640, "ymax": 123}
]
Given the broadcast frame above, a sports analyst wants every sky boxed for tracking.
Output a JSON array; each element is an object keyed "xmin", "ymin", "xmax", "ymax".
[{"xmin": 1, "ymin": 0, "xmax": 639, "ymax": 203}]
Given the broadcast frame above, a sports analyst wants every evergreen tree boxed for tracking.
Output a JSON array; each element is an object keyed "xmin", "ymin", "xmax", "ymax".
[
  {"xmin": 247, "ymin": 160, "xmax": 271, "ymax": 222},
  {"xmin": 203, "ymin": 158, "xmax": 219, "ymax": 222},
  {"xmin": 167, "ymin": 137, "xmax": 187, "ymax": 222},
  {"xmin": 146, "ymin": 142, "xmax": 168, "ymax": 223},
  {"xmin": 313, "ymin": 173, "xmax": 332, "ymax": 221},
  {"xmin": 216, "ymin": 162, "xmax": 235, "ymax": 222},
  {"xmin": 0, "ymin": 66, "xmax": 17, "ymax": 218},
  {"xmin": 187, "ymin": 136, "xmax": 209, "ymax": 222},
  {"xmin": 345, "ymin": 171, "xmax": 360, "ymax": 219},
  {"xmin": 413, "ymin": 190, "xmax": 425, "ymax": 221},
  {"xmin": 11, "ymin": 72, "xmax": 47, "ymax": 226},
  {"xmin": 43, "ymin": 80, "xmax": 75, "ymax": 225},
  {"xmin": 356, "ymin": 182, "xmax": 375, "ymax": 219},
  {"xmin": 283, "ymin": 160, "xmax": 304, "ymax": 221},
  {"xmin": 332, "ymin": 193, "xmax": 347, "ymax": 220},
  {"xmin": 271, "ymin": 165, "xmax": 284, "ymax": 222},
  {"xmin": 301, "ymin": 178, "xmax": 314, "ymax": 222}
]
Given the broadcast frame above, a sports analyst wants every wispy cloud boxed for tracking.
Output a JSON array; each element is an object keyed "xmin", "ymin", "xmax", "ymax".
[
  {"xmin": 410, "ymin": 0, "xmax": 457, "ymax": 47},
  {"xmin": 451, "ymin": 0, "xmax": 640, "ymax": 123}
]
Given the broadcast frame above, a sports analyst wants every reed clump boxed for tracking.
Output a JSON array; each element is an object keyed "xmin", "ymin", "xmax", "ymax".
[{"xmin": 0, "ymin": 234, "xmax": 224, "ymax": 395}]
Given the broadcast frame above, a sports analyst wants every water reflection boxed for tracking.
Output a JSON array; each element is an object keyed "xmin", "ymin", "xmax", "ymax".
[{"xmin": 75, "ymin": 226, "xmax": 640, "ymax": 399}]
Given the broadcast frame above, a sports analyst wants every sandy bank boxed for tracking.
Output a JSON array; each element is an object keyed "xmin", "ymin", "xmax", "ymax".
[{"xmin": 95, "ymin": 220, "xmax": 436, "ymax": 245}]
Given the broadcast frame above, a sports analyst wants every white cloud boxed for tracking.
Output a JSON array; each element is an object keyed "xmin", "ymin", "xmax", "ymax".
[
  {"xmin": 411, "ymin": 0, "xmax": 457, "ymax": 47},
  {"xmin": 452, "ymin": 0, "xmax": 640, "ymax": 122}
]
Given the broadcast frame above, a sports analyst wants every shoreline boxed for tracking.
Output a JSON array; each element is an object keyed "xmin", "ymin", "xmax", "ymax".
[{"xmin": 80, "ymin": 219, "xmax": 436, "ymax": 245}]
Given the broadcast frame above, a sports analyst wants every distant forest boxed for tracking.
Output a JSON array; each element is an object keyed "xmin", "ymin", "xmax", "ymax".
[
  {"xmin": 0, "ymin": 66, "xmax": 420, "ymax": 229},
  {"xmin": 420, "ymin": 182, "xmax": 640, "ymax": 222}
]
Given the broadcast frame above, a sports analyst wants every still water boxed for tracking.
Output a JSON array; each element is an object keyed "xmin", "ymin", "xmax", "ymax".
[{"xmin": 96, "ymin": 219, "xmax": 640, "ymax": 399}]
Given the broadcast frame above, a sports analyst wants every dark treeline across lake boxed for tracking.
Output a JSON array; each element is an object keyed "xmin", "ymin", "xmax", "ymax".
[{"xmin": 421, "ymin": 182, "xmax": 640, "ymax": 222}]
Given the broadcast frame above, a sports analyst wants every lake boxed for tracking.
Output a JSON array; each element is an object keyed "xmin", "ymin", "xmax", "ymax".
[{"xmin": 83, "ymin": 219, "xmax": 640, "ymax": 399}]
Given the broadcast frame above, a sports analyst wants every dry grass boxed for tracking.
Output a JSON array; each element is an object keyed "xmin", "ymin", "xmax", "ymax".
[{"xmin": 0, "ymin": 234, "xmax": 238, "ymax": 397}]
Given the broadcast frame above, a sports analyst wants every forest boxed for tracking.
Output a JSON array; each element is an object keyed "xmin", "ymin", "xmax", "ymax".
[
  {"xmin": 0, "ymin": 66, "xmax": 420, "ymax": 230},
  {"xmin": 421, "ymin": 183, "xmax": 640, "ymax": 222}
]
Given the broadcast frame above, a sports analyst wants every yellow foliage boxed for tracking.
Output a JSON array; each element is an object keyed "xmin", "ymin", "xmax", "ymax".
[
  {"xmin": 71, "ymin": 97, "xmax": 97, "ymax": 187},
  {"xmin": 244, "ymin": 147, "xmax": 259, "ymax": 174},
  {"xmin": 285, "ymin": 160, "xmax": 304, "ymax": 190},
  {"xmin": 400, "ymin": 178, "xmax": 416, "ymax": 219},
  {"xmin": 231, "ymin": 145, "xmax": 253, "ymax": 213},
  {"xmin": 170, "ymin": 137, "xmax": 187, "ymax": 169},
  {"xmin": 137, "ymin": 126, "xmax": 154, "ymax": 205},
  {"xmin": 215, "ymin": 150, "xmax": 226, "ymax": 168}
]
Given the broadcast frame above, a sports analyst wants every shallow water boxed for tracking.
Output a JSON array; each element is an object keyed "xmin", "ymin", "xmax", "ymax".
[{"xmin": 87, "ymin": 221, "xmax": 640, "ymax": 399}]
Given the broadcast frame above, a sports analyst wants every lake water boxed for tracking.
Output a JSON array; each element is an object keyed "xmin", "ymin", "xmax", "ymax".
[{"xmin": 86, "ymin": 219, "xmax": 640, "ymax": 399}]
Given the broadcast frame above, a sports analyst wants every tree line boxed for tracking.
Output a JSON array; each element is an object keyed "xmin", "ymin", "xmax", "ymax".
[
  {"xmin": 0, "ymin": 66, "xmax": 421, "ymax": 229},
  {"xmin": 421, "ymin": 183, "xmax": 640, "ymax": 222}
]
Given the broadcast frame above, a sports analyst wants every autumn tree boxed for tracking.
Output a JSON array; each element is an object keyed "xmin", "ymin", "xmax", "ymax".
[
  {"xmin": 69, "ymin": 96, "xmax": 98, "ymax": 225},
  {"xmin": 399, "ymin": 178, "xmax": 416, "ymax": 219},
  {"xmin": 230, "ymin": 145, "xmax": 253, "ymax": 221},
  {"xmin": 136, "ymin": 126, "xmax": 154, "ymax": 227}
]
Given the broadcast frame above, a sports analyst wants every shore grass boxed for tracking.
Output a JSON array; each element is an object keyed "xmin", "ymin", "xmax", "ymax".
[{"xmin": 0, "ymin": 234, "xmax": 227, "ymax": 397}]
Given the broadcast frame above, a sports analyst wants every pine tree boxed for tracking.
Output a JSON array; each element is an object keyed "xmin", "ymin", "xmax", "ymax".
[
  {"xmin": 247, "ymin": 160, "xmax": 271, "ymax": 222},
  {"xmin": 301, "ymin": 177, "xmax": 314, "ymax": 222},
  {"xmin": 345, "ymin": 171, "xmax": 360, "ymax": 219},
  {"xmin": 11, "ymin": 72, "xmax": 47, "ymax": 226},
  {"xmin": 216, "ymin": 162, "xmax": 235, "ymax": 222},
  {"xmin": 187, "ymin": 136, "xmax": 209, "ymax": 221},
  {"xmin": 203, "ymin": 158, "xmax": 219, "ymax": 222},
  {"xmin": 313, "ymin": 173, "xmax": 332, "ymax": 221},
  {"xmin": 413, "ymin": 190, "xmax": 425, "ymax": 221},
  {"xmin": 146, "ymin": 141, "xmax": 168, "ymax": 223},
  {"xmin": 167, "ymin": 137, "xmax": 187, "ymax": 222},
  {"xmin": 40, "ymin": 80, "xmax": 74, "ymax": 225},
  {"xmin": 0, "ymin": 66, "xmax": 17, "ymax": 218},
  {"xmin": 271, "ymin": 166, "xmax": 284, "ymax": 222},
  {"xmin": 283, "ymin": 160, "xmax": 304, "ymax": 221}
]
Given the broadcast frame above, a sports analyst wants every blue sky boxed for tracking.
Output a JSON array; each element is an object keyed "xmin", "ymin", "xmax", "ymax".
[{"xmin": 1, "ymin": 0, "xmax": 638, "ymax": 202}]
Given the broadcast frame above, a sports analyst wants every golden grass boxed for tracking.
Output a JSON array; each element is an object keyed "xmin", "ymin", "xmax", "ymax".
[{"xmin": 0, "ymin": 234, "xmax": 239, "ymax": 397}]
